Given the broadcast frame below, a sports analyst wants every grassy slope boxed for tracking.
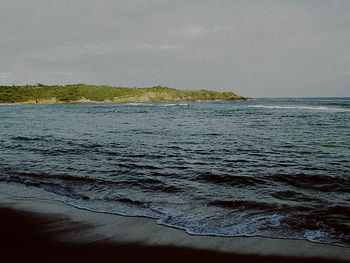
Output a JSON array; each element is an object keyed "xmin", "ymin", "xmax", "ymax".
[{"xmin": 0, "ymin": 84, "xmax": 247, "ymax": 103}]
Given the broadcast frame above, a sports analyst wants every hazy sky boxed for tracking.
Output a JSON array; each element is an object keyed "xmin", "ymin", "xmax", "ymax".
[{"xmin": 1, "ymin": 0, "xmax": 350, "ymax": 97}]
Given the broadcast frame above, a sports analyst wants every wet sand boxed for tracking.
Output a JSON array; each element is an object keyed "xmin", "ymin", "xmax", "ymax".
[{"xmin": 0, "ymin": 192, "xmax": 349, "ymax": 263}]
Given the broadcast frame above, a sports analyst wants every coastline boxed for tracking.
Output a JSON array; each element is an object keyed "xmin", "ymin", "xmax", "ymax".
[
  {"xmin": 0, "ymin": 84, "xmax": 249, "ymax": 105},
  {"xmin": 0, "ymin": 97, "xmax": 249, "ymax": 105},
  {"xmin": 0, "ymin": 191, "xmax": 349, "ymax": 263}
]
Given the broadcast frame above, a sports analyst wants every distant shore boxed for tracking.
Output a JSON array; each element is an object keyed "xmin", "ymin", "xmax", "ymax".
[
  {"xmin": 0, "ymin": 98, "xmax": 248, "ymax": 105},
  {"xmin": 0, "ymin": 84, "xmax": 249, "ymax": 104},
  {"xmin": 0, "ymin": 191, "xmax": 349, "ymax": 263}
]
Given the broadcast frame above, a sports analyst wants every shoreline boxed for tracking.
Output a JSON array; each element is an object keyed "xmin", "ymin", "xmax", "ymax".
[
  {"xmin": 0, "ymin": 98, "xmax": 249, "ymax": 105},
  {"xmin": 0, "ymin": 191, "xmax": 349, "ymax": 262},
  {"xmin": 0, "ymin": 84, "xmax": 249, "ymax": 104}
]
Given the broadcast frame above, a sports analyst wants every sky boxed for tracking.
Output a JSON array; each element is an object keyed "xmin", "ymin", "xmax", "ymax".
[{"xmin": 1, "ymin": 0, "xmax": 350, "ymax": 97}]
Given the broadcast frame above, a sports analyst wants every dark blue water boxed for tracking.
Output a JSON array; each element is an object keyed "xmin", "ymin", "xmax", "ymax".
[{"xmin": 0, "ymin": 98, "xmax": 349, "ymax": 246}]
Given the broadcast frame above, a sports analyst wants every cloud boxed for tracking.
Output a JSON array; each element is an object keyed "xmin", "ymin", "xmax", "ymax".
[
  {"xmin": 177, "ymin": 24, "xmax": 207, "ymax": 37},
  {"xmin": 0, "ymin": 0, "xmax": 350, "ymax": 97}
]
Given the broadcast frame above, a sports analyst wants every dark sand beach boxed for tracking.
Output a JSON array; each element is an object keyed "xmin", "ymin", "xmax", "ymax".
[
  {"xmin": 1, "ymin": 192, "xmax": 349, "ymax": 263},
  {"xmin": 1, "ymin": 207, "xmax": 349, "ymax": 263}
]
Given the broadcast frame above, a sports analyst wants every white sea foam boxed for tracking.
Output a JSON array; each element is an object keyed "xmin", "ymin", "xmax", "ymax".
[
  {"xmin": 126, "ymin": 103, "xmax": 156, "ymax": 106},
  {"xmin": 127, "ymin": 102, "xmax": 141, "ymax": 105},
  {"xmin": 163, "ymin": 103, "xmax": 188, "ymax": 107},
  {"xmin": 248, "ymin": 105, "xmax": 350, "ymax": 112},
  {"xmin": 304, "ymin": 229, "xmax": 329, "ymax": 242}
]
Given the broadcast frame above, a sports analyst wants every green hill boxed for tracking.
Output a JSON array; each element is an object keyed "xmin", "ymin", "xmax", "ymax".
[{"xmin": 0, "ymin": 84, "xmax": 247, "ymax": 104}]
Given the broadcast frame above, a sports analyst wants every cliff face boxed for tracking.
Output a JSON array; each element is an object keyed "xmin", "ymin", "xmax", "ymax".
[{"xmin": 0, "ymin": 84, "xmax": 248, "ymax": 104}]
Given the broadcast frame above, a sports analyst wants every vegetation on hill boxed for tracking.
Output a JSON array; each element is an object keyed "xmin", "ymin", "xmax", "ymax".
[{"xmin": 0, "ymin": 84, "xmax": 247, "ymax": 104}]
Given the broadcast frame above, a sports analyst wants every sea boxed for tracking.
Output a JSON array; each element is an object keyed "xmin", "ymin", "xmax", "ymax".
[{"xmin": 0, "ymin": 98, "xmax": 349, "ymax": 246}]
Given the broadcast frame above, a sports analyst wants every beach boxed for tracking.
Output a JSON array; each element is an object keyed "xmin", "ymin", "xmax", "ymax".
[
  {"xmin": 1, "ymin": 99, "xmax": 349, "ymax": 262},
  {"xmin": 2, "ymin": 0, "xmax": 350, "ymax": 261},
  {"xmin": 0, "ymin": 192, "xmax": 349, "ymax": 263}
]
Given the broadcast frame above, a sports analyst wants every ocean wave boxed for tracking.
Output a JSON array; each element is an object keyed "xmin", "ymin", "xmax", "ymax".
[
  {"xmin": 248, "ymin": 105, "xmax": 350, "ymax": 112},
  {"xmin": 271, "ymin": 190, "xmax": 319, "ymax": 202},
  {"xmin": 269, "ymin": 173, "xmax": 350, "ymax": 193},
  {"xmin": 3, "ymin": 170, "xmax": 183, "ymax": 195},
  {"xmin": 125, "ymin": 102, "xmax": 178, "ymax": 107},
  {"xmin": 208, "ymin": 199, "xmax": 281, "ymax": 211},
  {"xmin": 196, "ymin": 172, "xmax": 265, "ymax": 187},
  {"xmin": 163, "ymin": 103, "xmax": 188, "ymax": 107},
  {"xmin": 106, "ymin": 197, "xmax": 146, "ymax": 207}
]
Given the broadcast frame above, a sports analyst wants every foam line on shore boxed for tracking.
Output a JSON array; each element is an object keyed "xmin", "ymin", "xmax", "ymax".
[{"xmin": 0, "ymin": 191, "xmax": 349, "ymax": 262}]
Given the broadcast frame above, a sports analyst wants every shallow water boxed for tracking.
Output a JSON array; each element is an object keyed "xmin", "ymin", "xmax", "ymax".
[{"xmin": 0, "ymin": 98, "xmax": 349, "ymax": 246}]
